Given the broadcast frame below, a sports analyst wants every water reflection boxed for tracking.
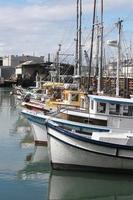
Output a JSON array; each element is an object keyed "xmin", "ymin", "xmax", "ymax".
[
  {"xmin": 12, "ymin": 115, "xmax": 31, "ymax": 133},
  {"xmin": 48, "ymin": 170, "xmax": 133, "ymax": 200},
  {"xmin": 18, "ymin": 145, "xmax": 50, "ymax": 180},
  {"xmin": 0, "ymin": 88, "xmax": 16, "ymax": 110},
  {"xmin": 0, "ymin": 88, "xmax": 48, "ymax": 200}
]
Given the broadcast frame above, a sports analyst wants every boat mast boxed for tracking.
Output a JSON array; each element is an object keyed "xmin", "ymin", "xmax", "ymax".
[
  {"xmin": 74, "ymin": 0, "xmax": 82, "ymax": 88},
  {"xmin": 75, "ymin": 0, "xmax": 79, "ymax": 76},
  {"xmin": 116, "ymin": 19, "xmax": 123, "ymax": 97},
  {"xmin": 88, "ymin": 0, "xmax": 97, "ymax": 91},
  {"xmin": 95, "ymin": 16, "xmax": 100, "ymax": 78},
  {"xmin": 78, "ymin": 0, "xmax": 82, "ymax": 77},
  {"xmin": 56, "ymin": 44, "xmax": 61, "ymax": 82},
  {"xmin": 97, "ymin": 0, "xmax": 104, "ymax": 93}
]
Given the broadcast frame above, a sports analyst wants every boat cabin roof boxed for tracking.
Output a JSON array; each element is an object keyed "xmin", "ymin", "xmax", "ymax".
[
  {"xmin": 63, "ymin": 90, "xmax": 86, "ymax": 95},
  {"xmin": 88, "ymin": 95, "xmax": 133, "ymax": 105}
]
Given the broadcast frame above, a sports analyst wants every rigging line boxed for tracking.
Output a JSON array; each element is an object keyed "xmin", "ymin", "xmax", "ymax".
[
  {"xmin": 122, "ymin": 36, "xmax": 129, "ymax": 52},
  {"xmin": 122, "ymin": 40, "xmax": 132, "ymax": 60},
  {"xmin": 60, "ymin": 39, "xmax": 74, "ymax": 53},
  {"xmin": 103, "ymin": 25, "xmax": 116, "ymax": 39},
  {"xmin": 82, "ymin": 32, "xmax": 92, "ymax": 47},
  {"xmin": 60, "ymin": 36, "xmax": 75, "ymax": 52},
  {"xmin": 58, "ymin": 54, "xmax": 74, "ymax": 65},
  {"xmin": 58, "ymin": 51, "xmax": 74, "ymax": 63},
  {"xmin": 59, "ymin": 56, "xmax": 75, "ymax": 66},
  {"xmin": 62, "ymin": 41, "xmax": 75, "ymax": 54},
  {"xmin": 116, "ymin": 26, "xmax": 131, "ymax": 59}
]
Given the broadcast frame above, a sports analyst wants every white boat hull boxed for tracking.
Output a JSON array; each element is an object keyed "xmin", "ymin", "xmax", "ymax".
[
  {"xmin": 47, "ymin": 122, "xmax": 133, "ymax": 172},
  {"xmin": 30, "ymin": 121, "xmax": 47, "ymax": 145}
]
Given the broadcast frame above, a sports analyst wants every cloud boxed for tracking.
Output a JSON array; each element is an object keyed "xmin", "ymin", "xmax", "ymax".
[
  {"xmin": 0, "ymin": 0, "xmax": 131, "ymax": 59},
  {"xmin": 104, "ymin": 0, "xmax": 133, "ymax": 10},
  {"xmin": 0, "ymin": 3, "xmax": 77, "ymax": 56}
]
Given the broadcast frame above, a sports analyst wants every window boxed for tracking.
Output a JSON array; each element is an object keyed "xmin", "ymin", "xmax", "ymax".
[
  {"xmin": 109, "ymin": 104, "xmax": 120, "ymax": 115},
  {"xmin": 122, "ymin": 105, "xmax": 133, "ymax": 116},
  {"xmin": 91, "ymin": 100, "xmax": 94, "ymax": 110},
  {"xmin": 123, "ymin": 105, "xmax": 128, "ymax": 116},
  {"xmin": 71, "ymin": 94, "xmax": 79, "ymax": 101},
  {"xmin": 128, "ymin": 106, "xmax": 133, "ymax": 116},
  {"xmin": 97, "ymin": 102, "xmax": 106, "ymax": 113}
]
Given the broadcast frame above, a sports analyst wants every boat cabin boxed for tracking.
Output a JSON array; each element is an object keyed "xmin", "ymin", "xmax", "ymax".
[
  {"xmin": 88, "ymin": 95, "xmax": 133, "ymax": 128},
  {"xmin": 61, "ymin": 90, "xmax": 87, "ymax": 108},
  {"xmin": 48, "ymin": 89, "xmax": 87, "ymax": 108}
]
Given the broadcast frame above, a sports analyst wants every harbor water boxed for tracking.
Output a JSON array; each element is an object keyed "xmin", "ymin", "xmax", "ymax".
[{"xmin": 1, "ymin": 87, "xmax": 133, "ymax": 200}]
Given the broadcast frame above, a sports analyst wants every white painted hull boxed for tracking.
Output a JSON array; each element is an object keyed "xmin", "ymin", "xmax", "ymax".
[
  {"xmin": 49, "ymin": 170, "xmax": 133, "ymax": 200},
  {"xmin": 47, "ymin": 122, "xmax": 133, "ymax": 172},
  {"xmin": 30, "ymin": 121, "xmax": 47, "ymax": 145}
]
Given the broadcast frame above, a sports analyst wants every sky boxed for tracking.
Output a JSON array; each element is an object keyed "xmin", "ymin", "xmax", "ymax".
[{"xmin": 0, "ymin": 0, "xmax": 133, "ymax": 62}]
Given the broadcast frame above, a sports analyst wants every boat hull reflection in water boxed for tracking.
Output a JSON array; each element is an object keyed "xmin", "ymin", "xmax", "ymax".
[
  {"xmin": 49, "ymin": 170, "xmax": 133, "ymax": 200},
  {"xmin": 18, "ymin": 145, "xmax": 50, "ymax": 180}
]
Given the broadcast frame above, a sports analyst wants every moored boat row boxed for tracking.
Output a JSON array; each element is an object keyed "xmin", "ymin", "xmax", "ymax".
[{"xmin": 19, "ymin": 90, "xmax": 133, "ymax": 173}]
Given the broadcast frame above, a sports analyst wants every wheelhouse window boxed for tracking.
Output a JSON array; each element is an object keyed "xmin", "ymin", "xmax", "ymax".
[
  {"xmin": 91, "ymin": 100, "xmax": 94, "ymax": 110},
  {"xmin": 128, "ymin": 106, "xmax": 133, "ymax": 116},
  {"xmin": 97, "ymin": 102, "xmax": 106, "ymax": 113},
  {"xmin": 71, "ymin": 94, "xmax": 79, "ymax": 101},
  {"xmin": 109, "ymin": 104, "xmax": 120, "ymax": 115},
  {"xmin": 123, "ymin": 105, "xmax": 133, "ymax": 116},
  {"xmin": 123, "ymin": 105, "xmax": 128, "ymax": 116}
]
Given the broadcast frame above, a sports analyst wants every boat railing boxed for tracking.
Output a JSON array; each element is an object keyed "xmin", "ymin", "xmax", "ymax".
[{"xmin": 58, "ymin": 104, "xmax": 89, "ymax": 113}]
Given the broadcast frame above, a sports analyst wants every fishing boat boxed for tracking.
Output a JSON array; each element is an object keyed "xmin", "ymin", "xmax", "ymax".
[
  {"xmin": 47, "ymin": 120, "xmax": 133, "ymax": 172},
  {"xmin": 21, "ymin": 108, "xmax": 110, "ymax": 145},
  {"xmin": 21, "ymin": 83, "xmax": 79, "ymax": 113}
]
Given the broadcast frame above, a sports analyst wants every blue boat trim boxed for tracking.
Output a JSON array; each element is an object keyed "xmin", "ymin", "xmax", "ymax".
[
  {"xmin": 48, "ymin": 122, "xmax": 133, "ymax": 150},
  {"xmin": 89, "ymin": 95, "xmax": 133, "ymax": 105},
  {"xmin": 21, "ymin": 111, "xmax": 110, "ymax": 132}
]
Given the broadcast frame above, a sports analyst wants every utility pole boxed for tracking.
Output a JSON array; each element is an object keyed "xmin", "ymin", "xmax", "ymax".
[{"xmin": 116, "ymin": 19, "xmax": 123, "ymax": 97}]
